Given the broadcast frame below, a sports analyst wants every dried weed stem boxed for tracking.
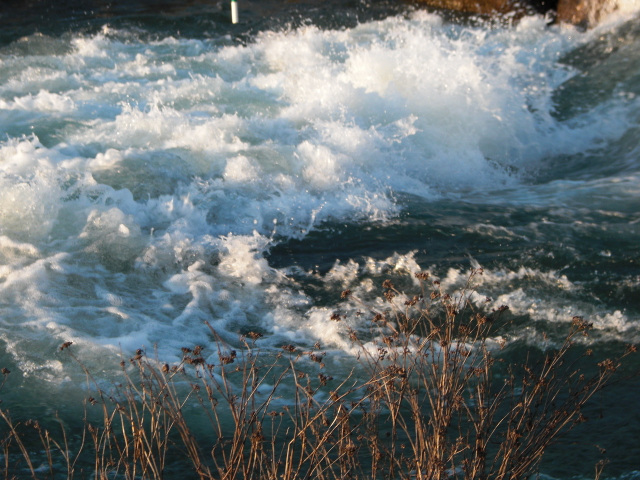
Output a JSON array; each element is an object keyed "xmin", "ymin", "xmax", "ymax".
[{"xmin": 0, "ymin": 269, "xmax": 634, "ymax": 479}]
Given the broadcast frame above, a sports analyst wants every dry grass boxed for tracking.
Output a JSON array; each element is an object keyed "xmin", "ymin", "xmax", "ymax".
[{"xmin": 0, "ymin": 268, "xmax": 635, "ymax": 479}]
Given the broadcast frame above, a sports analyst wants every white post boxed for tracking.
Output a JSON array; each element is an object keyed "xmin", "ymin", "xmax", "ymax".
[{"xmin": 231, "ymin": 0, "xmax": 238, "ymax": 24}]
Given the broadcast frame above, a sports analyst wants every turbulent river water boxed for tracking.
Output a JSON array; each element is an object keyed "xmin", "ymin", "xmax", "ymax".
[{"xmin": 1, "ymin": 0, "xmax": 640, "ymax": 477}]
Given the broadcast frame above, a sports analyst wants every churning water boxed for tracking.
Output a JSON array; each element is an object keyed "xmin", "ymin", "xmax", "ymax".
[{"xmin": 1, "ymin": 0, "xmax": 640, "ymax": 477}]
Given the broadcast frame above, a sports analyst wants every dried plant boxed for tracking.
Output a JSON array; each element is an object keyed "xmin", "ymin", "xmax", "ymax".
[{"xmin": 0, "ymin": 269, "xmax": 634, "ymax": 479}]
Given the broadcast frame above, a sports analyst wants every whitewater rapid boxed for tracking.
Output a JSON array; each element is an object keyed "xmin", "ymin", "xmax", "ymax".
[{"xmin": 1, "ymin": 8, "xmax": 639, "ymax": 382}]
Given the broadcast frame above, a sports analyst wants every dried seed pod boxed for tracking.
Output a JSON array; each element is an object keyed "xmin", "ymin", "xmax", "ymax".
[{"xmin": 414, "ymin": 271, "xmax": 429, "ymax": 280}]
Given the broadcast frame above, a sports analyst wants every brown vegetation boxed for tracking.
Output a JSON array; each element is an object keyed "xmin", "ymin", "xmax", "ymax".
[{"xmin": 0, "ymin": 269, "xmax": 634, "ymax": 479}]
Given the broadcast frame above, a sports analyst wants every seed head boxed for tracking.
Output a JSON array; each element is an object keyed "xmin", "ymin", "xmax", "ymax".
[
  {"xmin": 404, "ymin": 295, "xmax": 420, "ymax": 306},
  {"xmin": 219, "ymin": 355, "xmax": 235, "ymax": 365},
  {"xmin": 414, "ymin": 271, "xmax": 429, "ymax": 281},
  {"xmin": 309, "ymin": 352, "xmax": 325, "ymax": 364},
  {"xmin": 130, "ymin": 353, "xmax": 142, "ymax": 362},
  {"xmin": 344, "ymin": 441, "xmax": 357, "ymax": 456},
  {"xmin": 382, "ymin": 335, "xmax": 396, "ymax": 347},
  {"xmin": 318, "ymin": 373, "xmax": 333, "ymax": 386},
  {"xmin": 597, "ymin": 358, "xmax": 616, "ymax": 372},
  {"xmin": 572, "ymin": 316, "xmax": 593, "ymax": 334}
]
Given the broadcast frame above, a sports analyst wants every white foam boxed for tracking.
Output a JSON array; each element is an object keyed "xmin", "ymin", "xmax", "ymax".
[
  {"xmin": 223, "ymin": 155, "xmax": 260, "ymax": 184},
  {"xmin": 217, "ymin": 232, "xmax": 272, "ymax": 285},
  {"xmin": 0, "ymin": 235, "xmax": 40, "ymax": 258},
  {"xmin": 0, "ymin": 90, "xmax": 75, "ymax": 113},
  {"xmin": 0, "ymin": 12, "xmax": 638, "ymax": 383},
  {"xmin": 0, "ymin": 176, "xmax": 61, "ymax": 242}
]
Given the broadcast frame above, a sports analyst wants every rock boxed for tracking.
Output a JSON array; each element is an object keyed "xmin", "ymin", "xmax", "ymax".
[
  {"xmin": 414, "ymin": 0, "xmax": 519, "ymax": 15},
  {"xmin": 411, "ymin": 0, "xmax": 620, "ymax": 27},
  {"xmin": 556, "ymin": 0, "xmax": 619, "ymax": 27}
]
